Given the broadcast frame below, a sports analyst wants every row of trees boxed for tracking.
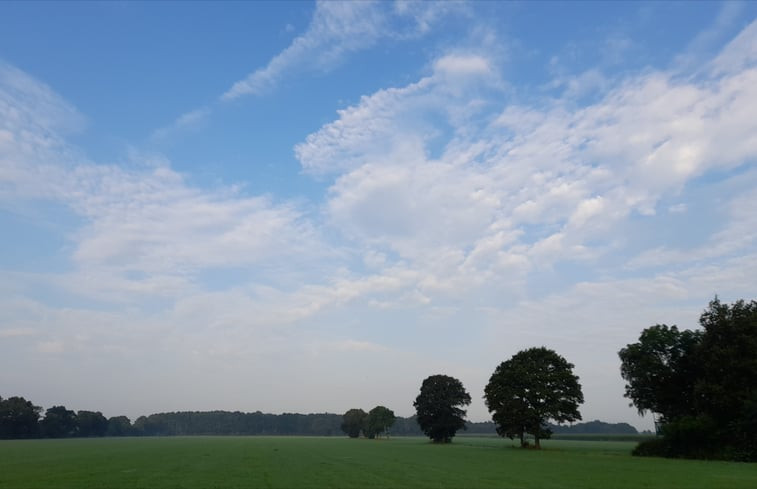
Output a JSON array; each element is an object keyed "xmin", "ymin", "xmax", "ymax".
[
  {"xmin": 0, "ymin": 399, "xmax": 130, "ymax": 439},
  {"xmin": 619, "ymin": 298, "xmax": 757, "ymax": 461},
  {"xmin": 1, "ymin": 394, "xmax": 633, "ymax": 441},
  {"xmin": 1, "ymin": 401, "xmax": 434, "ymax": 438},
  {"xmin": 342, "ymin": 347, "xmax": 585, "ymax": 449}
]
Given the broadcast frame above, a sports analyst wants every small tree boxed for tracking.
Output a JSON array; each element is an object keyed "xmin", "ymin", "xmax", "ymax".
[
  {"xmin": 364, "ymin": 406, "xmax": 395, "ymax": 439},
  {"xmin": 485, "ymin": 347, "xmax": 583, "ymax": 449},
  {"xmin": 341, "ymin": 408, "xmax": 367, "ymax": 438},
  {"xmin": 414, "ymin": 374, "xmax": 471, "ymax": 443}
]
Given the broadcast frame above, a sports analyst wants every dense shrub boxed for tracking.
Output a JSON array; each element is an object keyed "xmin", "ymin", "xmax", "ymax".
[
  {"xmin": 634, "ymin": 415, "xmax": 756, "ymax": 461},
  {"xmin": 632, "ymin": 438, "xmax": 669, "ymax": 457},
  {"xmin": 661, "ymin": 416, "xmax": 718, "ymax": 459}
]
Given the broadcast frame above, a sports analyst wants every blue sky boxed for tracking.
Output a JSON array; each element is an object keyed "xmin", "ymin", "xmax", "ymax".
[{"xmin": 2, "ymin": 1, "xmax": 757, "ymax": 428}]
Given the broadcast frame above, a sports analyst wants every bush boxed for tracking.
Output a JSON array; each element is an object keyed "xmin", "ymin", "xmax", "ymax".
[
  {"xmin": 632, "ymin": 437, "xmax": 669, "ymax": 457},
  {"xmin": 662, "ymin": 415, "xmax": 718, "ymax": 458},
  {"xmin": 633, "ymin": 416, "xmax": 729, "ymax": 460}
]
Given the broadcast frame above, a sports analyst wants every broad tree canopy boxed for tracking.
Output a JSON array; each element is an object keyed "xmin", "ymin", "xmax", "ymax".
[
  {"xmin": 485, "ymin": 347, "xmax": 583, "ymax": 448},
  {"xmin": 619, "ymin": 298, "xmax": 757, "ymax": 460},
  {"xmin": 0, "ymin": 396, "xmax": 41, "ymax": 439},
  {"xmin": 364, "ymin": 406, "xmax": 395, "ymax": 439},
  {"xmin": 414, "ymin": 374, "xmax": 471, "ymax": 443},
  {"xmin": 340, "ymin": 408, "xmax": 367, "ymax": 438},
  {"xmin": 618, "ymin": 324, "xmax": 702, "ymax": 422}
]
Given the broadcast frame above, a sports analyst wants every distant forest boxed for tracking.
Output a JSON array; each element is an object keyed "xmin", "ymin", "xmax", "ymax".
[
  {"xmin": 129, "ymin": 412, "xmax": 637, "ymax": 437},
  {"xmin": 0, "ymin": 396, "xmax": 637, "ymax": 438}
]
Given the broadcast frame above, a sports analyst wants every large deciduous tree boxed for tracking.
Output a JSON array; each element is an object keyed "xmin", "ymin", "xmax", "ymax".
[
  {"xmin": 414, "ymin": 374, "xmax": 471, "ymax": 443},
  {"xmin": 0, "ymin": 396, "xmax": 41, "ymax": 439},
  {"xmin": 620, "ymin": 298, "xmax": 757, "ymax": 460},
  {"xmin": 618, "ymin": 324, "xmax": 702, "ymax": 423},
  {"xmin": 340, "ymin": 408, "xmax": 367, "ymax": 438},
  {"xmin": 364, "ymin": 406, "xmax": 395, "ymax": 439},
  {"xmin": 485, "ymin": 347, "xmax": 583, "ymax": 449},
  {"xmin": 696, "ymin": 299, "xmax": 757, "ymax": 435}
]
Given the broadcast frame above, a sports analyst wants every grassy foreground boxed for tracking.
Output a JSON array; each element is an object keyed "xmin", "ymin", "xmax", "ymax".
[{"xmin": 1, "ymin": 436, "xmax": 756, "ymax": 488}]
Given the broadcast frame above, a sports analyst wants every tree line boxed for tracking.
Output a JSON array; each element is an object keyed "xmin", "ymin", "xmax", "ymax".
[
  {"xmin": 0, "ymin": 399, "xmax": 635, "ymax": 440},
  {"xmin": 0, "ymin": 400, "xmax": 496, "ymax": 439},
  {"xmin": 0, "ymin": 400, "xmax": 132, "ymax": 439}
]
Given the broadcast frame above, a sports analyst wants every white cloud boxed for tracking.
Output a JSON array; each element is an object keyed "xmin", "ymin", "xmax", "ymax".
[
  {"xmin": 1, "ymin": 63, "xmax": 331, "ymax": 308},
  {"xmin": 0, "ymin": 62, "xmax": 85, "ymax": 136},
  {"xmin": 675, "ymin": 1, "xmax": 747, "ymax": 73},
  {"xmin": 151, "ymin": 107, "xmax": 210, "ymax": 140},
  {"xmin": 295, "ymin": 21, "xmax": 757, "ymax": 276},
  {"xmin": 627, "ymin": 170, "xmax": 757, "ymax": 270},
  {"xmin": 433, "ymin": 54, "xmax": 491, "ymax": 76},
  {"xmin": 295, "ymin": 52, "xmax": 500, "ymax": 176},
  {"xmin": 222, "ymin": 2, "xmax": 384, "ymax": 99},
  {"xmin": 222, "ymin": 1, "xmax": 462, "ymax": 101}
]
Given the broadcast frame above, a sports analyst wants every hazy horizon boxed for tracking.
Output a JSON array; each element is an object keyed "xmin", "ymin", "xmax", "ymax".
[{"xmin": 3, "ymin": 1, "xmax": 757, "ymax": 433}]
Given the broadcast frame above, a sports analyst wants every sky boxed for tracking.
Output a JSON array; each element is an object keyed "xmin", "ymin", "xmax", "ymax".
[{"xmin": 1, "ymin": 1, "xmax": 757, "ymax": 430}]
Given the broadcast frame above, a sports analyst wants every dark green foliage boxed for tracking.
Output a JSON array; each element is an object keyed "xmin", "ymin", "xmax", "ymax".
[
  {"xmin": 364, "ymin": 406, "xmax": 395, "ymax": 439},
  {"xmin": 620, "ymin": 298, "xmax": 757, "ymax": 461},
  {"xmin": 106, "ymin": 416, "xmax": 133, "ymax": 436},
  {"xmin": 0, "ymin": 396, "xmax": 41, "ymax": 439},
  {"xmin": 632, "ymin": 416, "xmax": 719, "ymax": 459},
  {"xmin": 76, "ymin": 410, "xmax": 109, "ymax": 437},
  {"xmin": 485, "ymin": 347, "xmax": 583, "ymax": 449},
  {"xmin": 618, "ymin": 324, "xmax": 702, "ymax": 421},
  {"xmin": 696, "ymin": 299, "xmax": 757, "ymax": 438},
  {"xmin": 341, "ymin": 409, "xmax": 367, "ymax": 438},
  {"xmin": 131, "ymin": 411, "xmax": 345, "ymax": 436},
  {"xmin": 40, "ymin": 405, "xmax": 78, "ymax": 438},
  {"xmin": 414, "ymin": 374, "xmax": 471, "ymax": 443},
  {"xmin": 631, "ymin": 437, "xmax": 669, "ymax": 457},
  {"xmin": 660, "ymin": 415, "xmax": 719, "ymax": 459}
]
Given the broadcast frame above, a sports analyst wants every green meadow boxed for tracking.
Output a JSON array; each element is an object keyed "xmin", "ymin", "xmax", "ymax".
[{"xmin": 1, "ymin": 436, "xmax": 755, "ymax": 489}]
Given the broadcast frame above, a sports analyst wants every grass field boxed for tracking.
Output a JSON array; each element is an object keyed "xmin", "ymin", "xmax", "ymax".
[{"xmin": 1, "ymin": 436, "xmax": 756, "ymax": 488}]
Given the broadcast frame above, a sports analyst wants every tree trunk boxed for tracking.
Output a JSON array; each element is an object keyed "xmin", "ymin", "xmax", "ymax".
[
  {"xmin": 534, "ymin": 434, "xmax": 540, "ymax": 449},
  {"xmin": 519, "ymin": 431, "xmax": 525, "ymax": 447}
]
